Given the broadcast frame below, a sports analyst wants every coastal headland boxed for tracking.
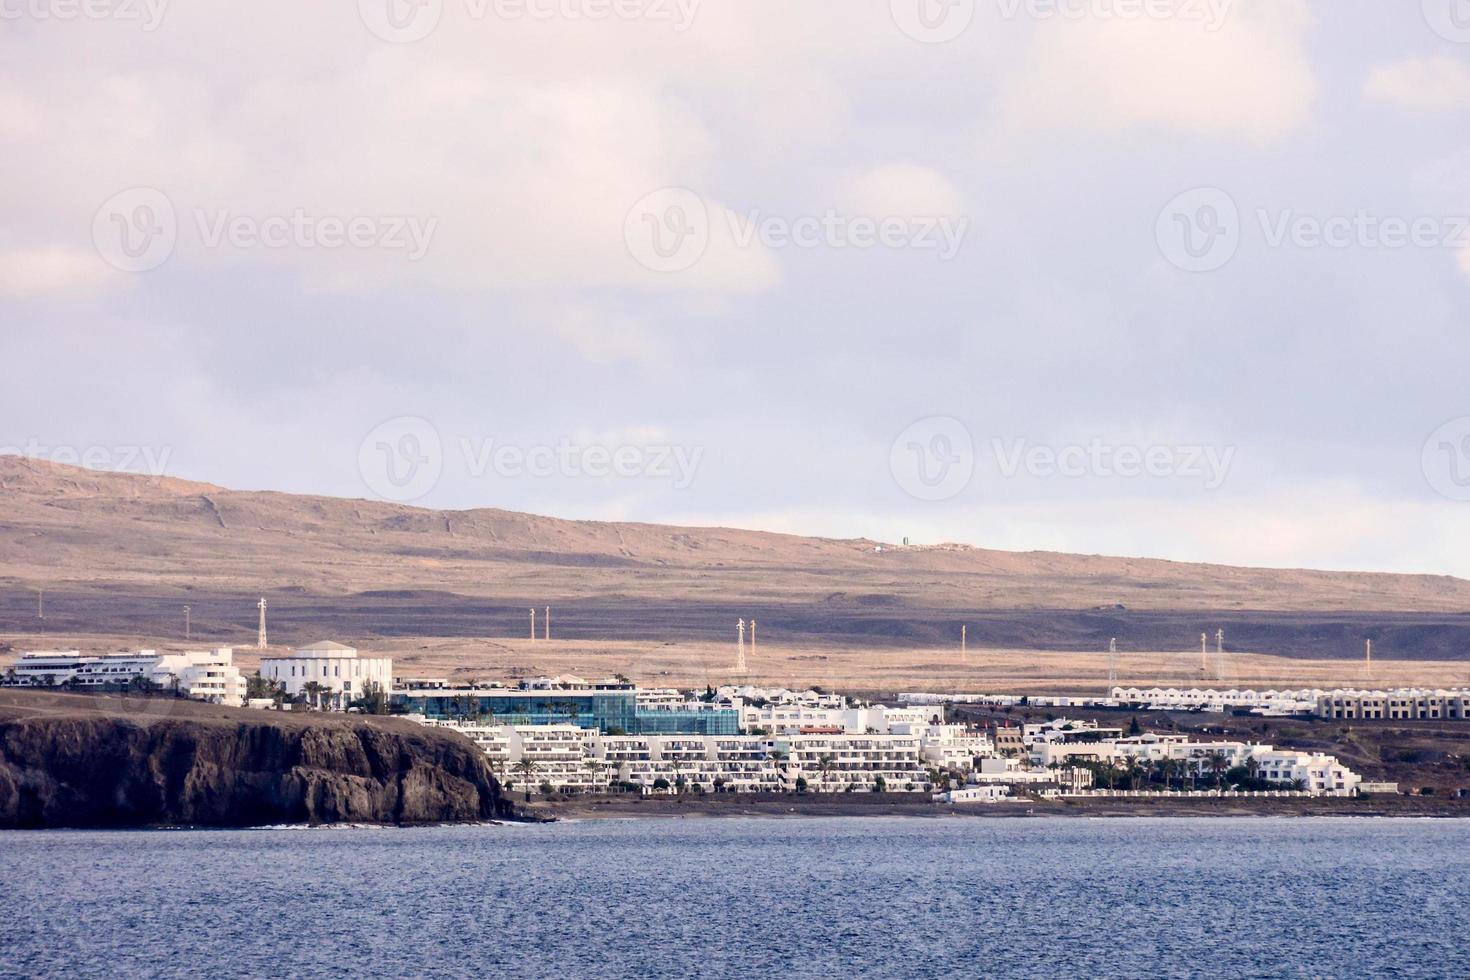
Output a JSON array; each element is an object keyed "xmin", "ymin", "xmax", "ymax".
[{"xmin": 0, "ymin": 690, "xmax": 518, "ymax": 829}]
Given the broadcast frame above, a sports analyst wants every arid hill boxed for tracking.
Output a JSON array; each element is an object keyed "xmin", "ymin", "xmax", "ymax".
[{"xmin": 0, "ymin": 455, "xmax": 1467, "ymax": 664}]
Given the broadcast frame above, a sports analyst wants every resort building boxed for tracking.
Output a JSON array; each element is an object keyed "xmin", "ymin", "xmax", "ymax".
[
  {"xmin": 898, "ymin": 723, "xmax": 993, "ymax": 771},
  {"xmin": 776, "ymin": 732, "xmax": 929, "ymax": 793},
  {"xmin": 3, "ymin": 648, "xmax": 247, "ymax": 707},
  {"xmin": 718, "ymin": 685, "xmax": 846, "ymax": 709},
  {"xmin": 397, "ymin": 684, "xmax": 740, "ymax": 734},
  {"xmin": 1317, "ymin": 689, "xmax": 1470, "ymax": 721},
  {"xmin": 5, "ymin": 651, "xmax": 92, "ymax": 686},
  {"xmin": 423, "ymin": 720, "xmax": 935, "ymax": 794},
  {"xmin": 260, "ymin": 641, "xmax": 393, "ymax": 710},
  {"xmin": 1109, "ymin": 686, "xmax": 1322, "ymax": 715},
  {"xmin": 1026, "ymin": 724, "xmax": 1362, "ymax": 796},
  {"xmin": 151, "ymin": 649, "xmax": 248, "ymax": 706},
  {"xmin": 1108, "ymin": 686, "xmax": 1470, "ymax": 720}
]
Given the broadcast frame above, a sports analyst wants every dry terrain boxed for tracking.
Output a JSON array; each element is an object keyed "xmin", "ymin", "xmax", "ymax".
[{"xmin": 2, "ymin": 456, "xmax": 1468, "ymax": 691}]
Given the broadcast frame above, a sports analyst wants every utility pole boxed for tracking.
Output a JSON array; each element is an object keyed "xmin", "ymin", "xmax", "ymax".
[
  {"xmin": 544, "ymin": 606, "xmax": 550, "ymax": 641},
  {"xmin": 961, "ymin": 624, "xmax": 967, "ymax": 655},
  {"xmin": 1366, "ymin": 638, "xmax": 1372, "ymax": 673},
  {"xmin": 184, "ymin": 605, "xmax": 191, "ymax": 642},
  {"xmin": 256, "ymin": 598, "xmax": 267, "ymax": 649},
  {"xmin": 529, "ymin": 607, "xmax": 537, "ymax": 642},
  {"xmin": 749, "ymin": 619, "xmax": 757, "ymax": 665},
  {"xmin": 36, "ymin": 589, "xmax": 43, "ymax": 620},
  {"xmin": 1201, "ymin": 632, "xmax": 1208, "ymax": 672},
  {"xmin": 736, "ymin": 619, "xmax": 746, "ymax": 674}
]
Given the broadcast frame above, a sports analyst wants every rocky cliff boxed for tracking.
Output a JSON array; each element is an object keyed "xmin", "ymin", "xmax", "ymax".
[{"xmin": 0, "ymin": 692, "xmax": 517, "ymax": 828}]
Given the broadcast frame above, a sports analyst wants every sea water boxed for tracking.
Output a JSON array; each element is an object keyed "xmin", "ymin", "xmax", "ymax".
[{"xmin": 1, "ymin": 817, "xmax": 1466, "ymax": 979}]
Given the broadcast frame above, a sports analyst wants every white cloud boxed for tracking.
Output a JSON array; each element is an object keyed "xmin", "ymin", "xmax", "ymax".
[
  {"xmin": 996, "ymin": 0, "xmax": 1317, "ymax": 143},
  {"xmin": 1366, "ymin": 56, "xmax": 1470, "ymax": 113},
  {"xmin": 708, "ymin": 487, "xmax": 1470, "ymax": 578},
  {"xmin": 837, "ymin": 164, "xmax": 966, "ymax": 217},
  {"xmin": 0, "ymin": 247, "xmax": 121, "ymax": 297}
]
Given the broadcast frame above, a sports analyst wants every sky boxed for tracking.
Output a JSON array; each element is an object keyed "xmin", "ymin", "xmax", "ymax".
[{"xmin": 2, "ymin": 0, "xmax": 1469, "ymax": 576}]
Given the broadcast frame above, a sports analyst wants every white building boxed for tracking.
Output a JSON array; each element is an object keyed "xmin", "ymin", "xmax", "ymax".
[
  {"xmin": 938, "ymin": 785, "xmax": 1015, "ymax": 804},
  {"xmin": 900, "ymin": 723, "xmax": 993, "ymax": 771},
  {"xmin": 260, "ymin": 641, "xmax": 392, "ymax": 710},
  {"xmin": 1029, "ymin": 730, "xmax": 1361, "ymax": 797},
  {"xmin": 777, "ymin": 732, "xmax": 929, "ymax": 793},
  {"xmin": 5, "ymin": 651, "xmax": 90, "ymax": 686},
  {"xmin": 152, "ymin": 649, "xmax": 248, "ymax": 707},
  {"xmin": 718, "ymin": 685, "xmax": 845, "ymax": 709},
  {"xmin": 4, "ymin": 648, "xmax": 247, "ymax": 707},
  {"xmin": 422, "ymin": 721, "xmax": 936, "ymax": 795},
  {"xmin": 739, "ymin": 703, "xmax": 945, "ymax": 736},
  {"xmin": 1317, "ymin": 689, "xmax": 1470, "ymax": 721},
  {"xmin": 1110, "ymin": 686, "xmax": 1322, "ymax": 716}
]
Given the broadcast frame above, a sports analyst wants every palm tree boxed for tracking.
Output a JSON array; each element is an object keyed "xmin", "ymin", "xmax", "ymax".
[
  {"xmin": 587, "ymin": 757, "xmax": 606, "ymax": 794},
  {"xmin": 1206, "ymin": 751, "xmax": 1229, "ymax": 794},
  {"xmin": 512, "ymin": 758, "xmax": 538, "ymax": 802},
  {"xmin": 816, "ymin": 754, "xmax": 835, "ymax": 794}
]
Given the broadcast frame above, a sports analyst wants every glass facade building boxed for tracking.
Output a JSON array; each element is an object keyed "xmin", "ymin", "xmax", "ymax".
[
  {"xmin": 632, "ymin": 708, "xmax": 740, "ymax": 736},
  {"xmin": 397, "ymin": 691, "xmax": 637, "ymax": 731},
  {"xmin": 394, "ymin": 689, "xmax": 739, "ymax": 735}
]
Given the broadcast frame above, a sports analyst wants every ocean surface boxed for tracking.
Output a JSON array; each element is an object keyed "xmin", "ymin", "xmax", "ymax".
[{"xmin": 2, "ymin": 817, "xmax": 1467, "ymax": 979}]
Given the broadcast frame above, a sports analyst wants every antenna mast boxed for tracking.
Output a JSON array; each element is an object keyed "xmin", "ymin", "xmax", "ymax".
[{"xmin": 256, "ymin": 598, "xmax": 268, "ymax": 649}]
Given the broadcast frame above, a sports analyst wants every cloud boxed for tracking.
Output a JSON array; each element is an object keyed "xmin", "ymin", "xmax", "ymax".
[
  {"xmin": 1365, "ymin": 56, "xmax": 1470, "ymax": 113},
  {"xmin": 0, "ymin": 247, "xmax": 121, "ymax": 297},
  {"xmin": 837, "ymin": 164, "xmax": 966, "ymax": 218},
  {"xmin": 996, "ymin": 0, "xmax": 1317, "ymax": 143}
]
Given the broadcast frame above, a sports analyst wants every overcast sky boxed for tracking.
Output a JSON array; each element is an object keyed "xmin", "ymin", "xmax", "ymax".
[{"xmin": 3, "ymin": 0, "xmax": 1469, "ymax": 576}]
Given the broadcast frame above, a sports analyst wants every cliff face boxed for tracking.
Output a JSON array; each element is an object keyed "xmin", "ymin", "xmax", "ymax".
[{"xmin": 0, "ymin": 707, "xmax": 517, "ymax": 828}]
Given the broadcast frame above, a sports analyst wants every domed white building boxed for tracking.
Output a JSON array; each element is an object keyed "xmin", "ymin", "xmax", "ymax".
[{"xmin": 261, "ymin": 641, "xmax": 392, "ymax": 710}]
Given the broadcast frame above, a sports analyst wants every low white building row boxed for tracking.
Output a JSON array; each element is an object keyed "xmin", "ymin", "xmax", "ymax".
[
  {"xmin": 3, "ymin": 648, "xmax": 247, "ymax": 706},
  {"xmin": 1110, "ymin": 686, "xmax": 1323, "ymax": 715}
]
